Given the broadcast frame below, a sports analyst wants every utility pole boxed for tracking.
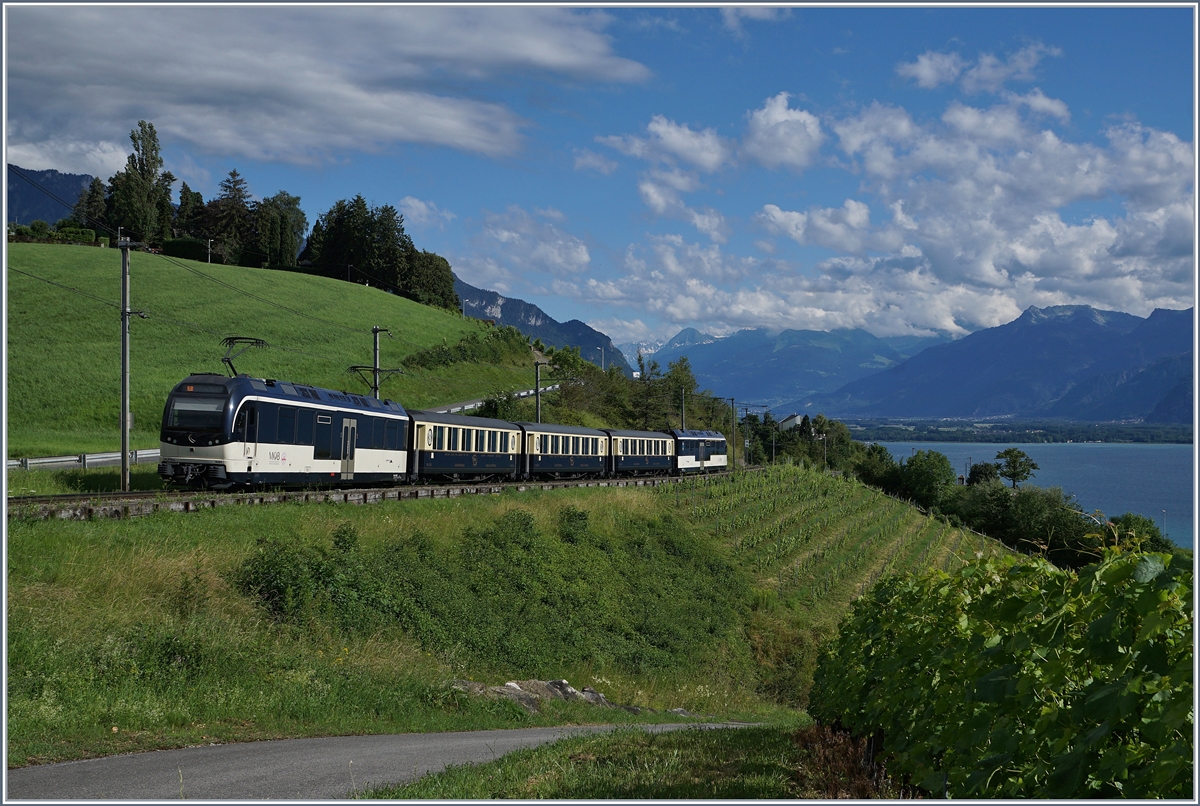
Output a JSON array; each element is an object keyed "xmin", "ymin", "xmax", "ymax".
[
  {"xmin": 207, "ymin": 239, "xmax": 212, "ymax": 263},
  {"xmin": 119, "ymin": 237, "xmax": 132, "ymax": 493},
  {"xmin": 681, "ymin": 388, "xmax": 686, "ymax": 430},
  {"xmin": 728, "ymin": 397, "xmax": 736, "ymax": 470},
  {"xmin": 535, "ymin": 360, "xmax": 550, "ymax": 423},
  {"xmin": 372, "ymin": 326, "xmax": 383, "ymax": 399}
]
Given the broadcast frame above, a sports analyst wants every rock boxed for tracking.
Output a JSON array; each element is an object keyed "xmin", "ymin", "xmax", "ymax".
[
  {"xmin": 580, "ymin": 686, "xmax": 615, "ymax": 708},
  {"xmin": 486, "ymin": 685, "xmax": 542, "ymax": 714}
]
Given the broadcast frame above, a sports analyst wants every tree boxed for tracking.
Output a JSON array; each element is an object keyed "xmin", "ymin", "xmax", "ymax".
[
  {"xmin": 72, "ymin": 177, "xmax": 107, "ymax": 232},
  {"xmin": 173, "ymin": 182, "xmax": 205, "ymax": 238},
  {"xmin": 855, "ymin": 442, "xmax": 899, "ymax": 489},
  {"xmin": 996, "ymin": 448, "xmax": 1039, "ymax": 488},
  {"xmin": 1108, "ymin": 512, "xmax": 1174, "ymax": 553},
  {"xmin": 109, "ymin": 120, "xmax": 170, "ymax": 244},
  {"xmin": 253, "ymin": 191, "xmax": 308, "ymax": 266},
  {"xmin": 967, "ymin": 461, "xmax": 1002, "ymax": 486},
  {"xmin": 899, "ymin": 449, "xmax": 956, "ymax": 510},
  {"xmin": 209, "ymin": 169, "xmax": 253, "ymax": 264},
  {"xmin": 404, "ymin": 250, "xmax": 459, "ymax": 311}
]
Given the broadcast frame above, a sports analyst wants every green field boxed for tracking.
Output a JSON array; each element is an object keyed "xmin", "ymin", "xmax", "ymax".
[
  {"xmin": 6, "ymin": 243, "xmax": 533, "ymax": 457},
  {"xmin": 7, "ymin": 464, "xmax": 1009, "ymax": 770}
]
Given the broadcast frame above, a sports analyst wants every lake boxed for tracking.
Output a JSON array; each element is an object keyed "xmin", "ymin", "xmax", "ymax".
[{"xmin": 877, "ymin": 442, "xmax": 1195, "ymax": 549}]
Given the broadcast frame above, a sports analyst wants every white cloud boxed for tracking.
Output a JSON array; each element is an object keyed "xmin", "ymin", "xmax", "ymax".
[
  {"xmin": 399, "ymin": 196, "xmax": 456, "ymax": 231},
  {"xmin": 897, "ymin": 42, "xmax": 1062, "ymax": 94},
  {"xmin": 720, "ymin": 7, "xmax": 790, "ymax": 33},
  {"xmin": 896, "ymin": 51, "xmax": 966, "ymax": 89},
  {"xmin": 6, "ymin": 6, "xmax": 649, "ymax": 166},
  {"xmin": 573, "ymin": 148, "xmax": 618, "ymax": 174},
  {"xmin": 5, "ymin": 138, "xmax": 128, "ymax": 179},
  {"xmin": 480, "ymin": 206, "xmax": 591, "ymax": 276},
  {"xmin": 1004, "ymin": 88, "xmax": 1070, "ymax": 122},
  {"xmin": 601, "ymin": 115, "xmax": 731, "ymax": 172},
  {"xmin": 741, "ymin": 93, "xmax": 824, "ymax": 171},
  {"xmin": 760, "ymin": 199, "xmax": 872, "ymax": 253}
]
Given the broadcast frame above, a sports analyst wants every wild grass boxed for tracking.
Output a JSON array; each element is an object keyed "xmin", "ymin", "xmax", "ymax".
[
  {"xmin": 363, "ymin": 722, "xmax": 913, "ymax": 799},
  {"xmin": 7, "ymin": 465, "xmax": 1010, "ymax": 770},
  {"xmin": 7, "ymin": 243, "xmax": 533, "ymax": 457}
]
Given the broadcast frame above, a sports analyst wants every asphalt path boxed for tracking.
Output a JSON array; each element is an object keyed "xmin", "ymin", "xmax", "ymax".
[{"xmin": 7, "ymin": 722, "xmax": 750, "ymax": 800}]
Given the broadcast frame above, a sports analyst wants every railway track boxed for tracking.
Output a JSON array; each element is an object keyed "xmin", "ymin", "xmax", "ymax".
[{"xmin": 7, "ymin": 472, "xmax": 734, "ymax": 522}]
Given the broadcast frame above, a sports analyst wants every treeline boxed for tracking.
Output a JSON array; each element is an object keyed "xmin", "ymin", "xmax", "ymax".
[{"xmin": 21, "ymin": 120, "xmax": 458, "ymax": 312}]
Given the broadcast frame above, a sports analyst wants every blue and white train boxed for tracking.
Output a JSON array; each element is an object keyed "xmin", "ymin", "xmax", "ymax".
[{"xmin": 159, "ymin": 373, "xmax": 727, "ymax": 490}]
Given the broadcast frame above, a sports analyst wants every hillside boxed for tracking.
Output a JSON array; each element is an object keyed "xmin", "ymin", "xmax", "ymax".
[
  {"xmin": 809, "ymin": 305, "xmax": 1193, "ymax": 420},
  {"xmin": 6, "ymin": 464, "xmax": 1008, "ymax": 767},
  {"xmin": 7, "ymin": 243, "xmax": 534, "ymax": 456},
  {"xmin": 455, "ymin": 276, "xmax": 633, "ymax": 376},
  {"xmin": 7, "ymin": 164, "xmax": 93, "ymax": 226}
]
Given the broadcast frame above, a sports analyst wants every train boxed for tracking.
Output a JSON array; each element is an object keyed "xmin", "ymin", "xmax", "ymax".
[{"xmin": 158, "ymin": 373, "xmax": 727, "ymax": 490}]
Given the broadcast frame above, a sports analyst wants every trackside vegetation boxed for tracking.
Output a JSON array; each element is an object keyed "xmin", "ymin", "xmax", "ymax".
[
  {"xmin": 7, "ymin": 465, "xmax": 998, "ymax": 769},
  {"xmin": 810, "ymin": 551, "xmax": 1193, "ymax": 798}
]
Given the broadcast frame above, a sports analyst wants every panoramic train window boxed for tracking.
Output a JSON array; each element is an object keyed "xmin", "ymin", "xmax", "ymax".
[
  {"xmin": 385, "ymin": 420, "xmax": 400, "ymax": 450},
  {"xmin": 463, "ymin": 429, "xmax": 473, "ymax": 451},
  {"xmin": 167, "ymin": 395, "xmax": 226, "ymax": 430},
  {"xmin": 572, "ymin": 436, "xmax": 579, "ymax": 454},
  {"xmin": 315, "ymin": 415, "xmax": 333, "ymax": 459},
  {"xmin": 551, "ymin": 435, "xmax": 560, "ymax": 454},
  {"xmin": 434, "ymin": 425, "xmax": 445, "ymax": 451},
  {"xmin": 450, "ymin": 428, "xmax": 460, "ymax": 451},
  {"xmin": 487, "ymin": 431, "xmax": 497, "ymax": 453},
  {"xmin": 277, "ymin": 407, "xmax": 296, "ymax": 444},
  {"xmin": 297, "ymin": 410, "xmax": 314, "ymax": 445},
  {"xmin": 476, "ymin": 430, "xmax": 486, "ymax": 452}
]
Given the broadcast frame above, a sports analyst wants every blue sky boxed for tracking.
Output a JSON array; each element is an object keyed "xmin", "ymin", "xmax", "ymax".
[{"xmin": 6, "ymin": 5, "xmax": 1195, "ymax": 346}]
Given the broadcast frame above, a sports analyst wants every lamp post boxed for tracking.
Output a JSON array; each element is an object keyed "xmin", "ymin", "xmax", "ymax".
[
  {"xmin": 535, "ymin": 360, "xmax": 550, "ymax": 423},
  {"xmin": 816, "ymin": 433, "xmax": 827, "ymax": 471}
]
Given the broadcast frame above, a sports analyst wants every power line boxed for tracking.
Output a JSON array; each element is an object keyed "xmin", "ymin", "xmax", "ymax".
[{"xmin": 8, "ymin": 266, "xmax": 123, "ymax": 310}]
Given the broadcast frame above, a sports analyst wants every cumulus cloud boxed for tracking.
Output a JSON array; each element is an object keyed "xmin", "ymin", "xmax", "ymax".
[
  {"xmin": 6, "ymin": 138, "xmax": 128, "ymax": 178},
  {"xmin": 593, "ymin": 94, "xmax": 1192, "ymax": 339},
  {"xmin": 6, "ymin": 6, "xmax": 649, "ymax": 172},
  {"xmin": 895, "ymin": 51, "xmax": 967, "ymax": 89},
  {"xmin": 600, "ymin": 115, "xmax": 732, "ymax": 172},
  {"xmin": 897, "ymin": 42, "xmax": 1062, "ymax": 94},
  {"xmin": 741, "ymin": 93, "xmax": 824, "ymax": 171},
  {"xmin": 574, "ymin": 148, "xmax": 618, "ymax": 174},
  {"xmin": 399, "ymin": 196, "xmax": 456, "ymax": 231},
  {"xmin": 479, "ymin": 206, "xmax": 591, "ymax": 277},
  {"xmin": 720, "ymin": 6, "xmax": 791, "ymax": 33}
]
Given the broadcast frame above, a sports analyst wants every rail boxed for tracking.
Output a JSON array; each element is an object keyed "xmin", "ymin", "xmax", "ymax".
[{"xmin": 7, "ymin": 471, "xmax": 731, "ymax": 522}]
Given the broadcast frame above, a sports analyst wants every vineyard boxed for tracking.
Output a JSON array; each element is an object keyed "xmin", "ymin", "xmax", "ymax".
[{"xmin": 665, "ymin": 464, "xmax": 1010, "ymax": 627}]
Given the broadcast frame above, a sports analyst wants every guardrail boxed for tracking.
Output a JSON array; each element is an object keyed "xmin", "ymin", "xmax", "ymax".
[
  {"xmin": 7, "ymin": 449, "xmax": 161, "ymax": 471},
  {"xmin": 434, "ymin": 385, "xmax": 560, "ymax": 415}
]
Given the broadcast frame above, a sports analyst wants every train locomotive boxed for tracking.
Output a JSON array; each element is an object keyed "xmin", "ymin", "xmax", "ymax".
[{"xmin": 159, "ymin": 373, "xmax": 727, "ymax": 489}]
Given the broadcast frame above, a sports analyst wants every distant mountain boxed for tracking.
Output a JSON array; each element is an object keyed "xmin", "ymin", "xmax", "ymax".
[
  {"xmin": 642, "ymin": 326, "xmax": 936, "ymax": 409},
  {"xmin": 454, "ymin": 276, "xmax": 633, "ymax": 376},
  {"xmin": 616, "ymin": 339, "xmax": 665, "ymax": 363},
  {"xmin": 808, "ymin": 305, "xmax": 1194, "ymax": 421},
  {"xmin": 7, "ymin": 164, "xmax": 92, "ymax": 226}
]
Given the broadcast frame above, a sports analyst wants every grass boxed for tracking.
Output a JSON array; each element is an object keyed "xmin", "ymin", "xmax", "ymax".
[
  {"xmin": 6, "ymin": 243, "xmax": 534, "ymax": 457},
  {"xmin": 364, "ymin": 722, "xmax": 915, "ymax": 799},
  {"xmin": 7, "ymin": 465, "xmax": 1010, "ymax": 772}
]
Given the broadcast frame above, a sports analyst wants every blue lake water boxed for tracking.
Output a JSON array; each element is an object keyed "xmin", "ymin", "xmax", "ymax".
[{"xmin": 877, "ymin": 442, "xmax": 1196, "ymax": 549}]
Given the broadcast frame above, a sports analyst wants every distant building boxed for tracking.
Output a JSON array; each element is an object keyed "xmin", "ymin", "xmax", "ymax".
[{"xmin": 779, "ymin": 413, "xmax": 804, "ymax": 431}]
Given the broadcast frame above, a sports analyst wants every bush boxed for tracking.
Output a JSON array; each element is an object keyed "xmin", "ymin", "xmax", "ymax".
[
  {"xmin": 163, "ymin": 237, "xmax": 215, "ymax": 263},
  {"xmin": 811, "ymin": 551, "xmax": 1193, "ymax": 798},
  {"xmin": 55, "ymin": 227, "xmax": 96, "ymax": 243}
]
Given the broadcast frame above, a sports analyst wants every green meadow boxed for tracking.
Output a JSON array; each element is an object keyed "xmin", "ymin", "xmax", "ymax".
[{"xmin": 6, "ymin": 243, "xmax": 532, "ymax": 457}]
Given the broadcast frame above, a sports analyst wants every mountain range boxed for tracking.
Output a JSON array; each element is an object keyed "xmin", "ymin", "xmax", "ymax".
[
  {"xmin": 805, "ymin": 305, "xmax": 1193, "ymax": 423},
  {"xmin": 454, "ymin": 276, "xmax": 633, "ymax": 376},
  {"xmin": 7, "ymin": 164, "xmax": 92, "ymax": 226}
]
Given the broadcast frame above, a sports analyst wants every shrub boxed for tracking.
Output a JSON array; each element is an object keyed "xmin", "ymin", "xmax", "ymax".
[
  {"xmin": 163, "ymin": 237, "xmax": 215, "ymax": 263},
  {"xmin": 810, "ymin": 551, "xmax": 1193, "ymax": 798}
]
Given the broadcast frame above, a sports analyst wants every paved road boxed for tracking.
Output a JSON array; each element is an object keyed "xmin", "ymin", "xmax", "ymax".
[{"xmin": 6, "ymin": 722, "xmax": 747, "ymax": 800}]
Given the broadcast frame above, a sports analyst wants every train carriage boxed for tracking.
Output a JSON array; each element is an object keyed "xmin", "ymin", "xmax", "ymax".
[
  {"xmin": 603, "ymin": 429, "xmax": 674, "ymax": 476},
  {"xmin": 408, "ymin": 410, "xmax": 521, "ymax": 480},
  {"xmin": 514, "ymin": 422, "xmax": 608, "ymax": 478},
  {"xmin": 669, "ymin": 429, "xmax": 728, "ymax": 474},
  {"xmin": 159, "ymin": 373, "xmax": 410, "ymax": 489}
]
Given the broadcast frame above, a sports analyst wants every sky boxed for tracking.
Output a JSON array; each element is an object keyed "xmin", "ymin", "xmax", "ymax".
[{"xmin": 5, "ymin": 4, "xmax": 1196, "ymax": 346}]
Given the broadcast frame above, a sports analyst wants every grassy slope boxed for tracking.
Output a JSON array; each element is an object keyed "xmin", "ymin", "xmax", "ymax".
[
  {"xmin": 6, "ymin": 465, "xmax": 1010, "ymax": 768},
  {"xmin": 6, "ymin": 243, "xmax": 532, "ymax": 456}
]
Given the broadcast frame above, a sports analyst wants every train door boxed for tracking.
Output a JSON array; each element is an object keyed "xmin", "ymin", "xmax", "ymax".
[
  {"xmin": 340, "ymin": 418, "xmax": 357, "ymax": 480},
  {"xmin": 242, "ymin": 403, "xmax": 258, "ymax": 463}
]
